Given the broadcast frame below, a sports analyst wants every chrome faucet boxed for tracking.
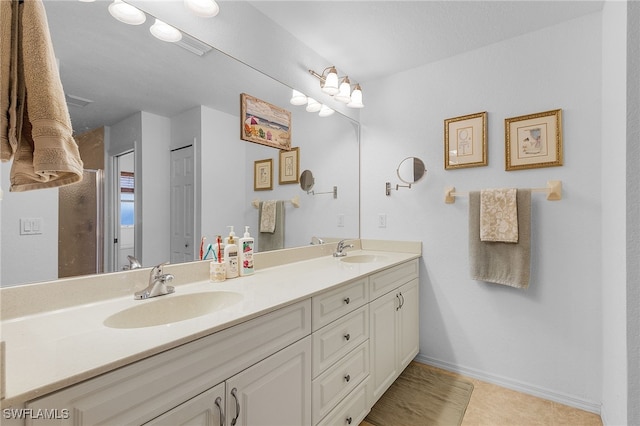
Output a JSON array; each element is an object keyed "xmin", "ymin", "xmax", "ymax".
[
  {"xmin": 134, "ymin": 263, "xmax": 175, "ymax": 300},
  {"xmin": 310, "ymin": 236, "xmax": 325, "ymax": 245},
  {"xmin": 333, "ymin": 239, "xmax": 354, "ymax": 257},
  {"xmin": 123, "ymin": 255, "xmax": 142, "ymax": 270}
]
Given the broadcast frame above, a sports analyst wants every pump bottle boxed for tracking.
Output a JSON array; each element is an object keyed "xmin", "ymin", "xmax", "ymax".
[
  {"xmin": 223, "ymin": 230, "xmax": 239, "ymax": 279},
  {"xmin": 238, "ymin": 226, "xmax": 255, "ymax": 276}
]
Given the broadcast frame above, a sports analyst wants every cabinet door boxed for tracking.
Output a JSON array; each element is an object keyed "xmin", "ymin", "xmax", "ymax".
[
  {"xmin": 397, "ymin": 278, "xmax": 419, "ymax": 370},
  {"xmin": 144, "ymin": 382, "xmax": 225, "ymax": 426},
  {"xmin": 225, "ymin": 336, "xmax": 312, "ymax": 426},
  {"xmin": 368, "ymin": 290, "xmax": 399, "ymax": 403}
]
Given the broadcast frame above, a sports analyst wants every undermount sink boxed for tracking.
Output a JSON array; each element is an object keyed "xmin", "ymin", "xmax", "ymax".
[
  {"xmin": 104, "ymin": 291, "xmax": 243, "ymax": 329},
  {"xmin": 340, "ymin": 254, "xmax": 387, "ymax": 264}
]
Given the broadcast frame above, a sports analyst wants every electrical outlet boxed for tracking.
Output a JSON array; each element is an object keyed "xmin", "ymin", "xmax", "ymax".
[
  {"xmin": 378, "ymin": 214, "xmax": 387, "ymax": 228},
  {"xmin": 337, "ymin": 214, "xmax": 345, "ymax": 227}
]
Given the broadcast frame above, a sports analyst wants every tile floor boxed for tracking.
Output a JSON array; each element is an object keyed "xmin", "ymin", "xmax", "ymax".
[{"xmin": 361, "ymin": 363, "xmax": 602, "ymax": 426}]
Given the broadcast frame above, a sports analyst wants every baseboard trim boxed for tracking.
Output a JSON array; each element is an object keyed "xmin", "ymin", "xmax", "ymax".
[{"xmin": 415, "ymin": 354, "xmax": 602, "ymax": 415}]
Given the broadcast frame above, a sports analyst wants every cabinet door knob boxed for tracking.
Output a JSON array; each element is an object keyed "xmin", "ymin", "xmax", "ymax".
[
  {"xmin": 344, "ymin": 333, "xmax": 350, "ymax": 341},
  {"xmin": 346, "ymin": 416, "xmax": 353, "ymax": 424},
  {"xmin": 344, "ymin": 374, "xmax": 351, "ymax": 382},
  {"xmin": 230, "ymin": 388, "xmax": 240, "ymax": 426},
  {"xmin": 214, "ymin": 396, "xmax": 225, "ymax": 426},
  {"xmin": 344, "ymin": 297, "xmax": 350, "ymax": 304}
]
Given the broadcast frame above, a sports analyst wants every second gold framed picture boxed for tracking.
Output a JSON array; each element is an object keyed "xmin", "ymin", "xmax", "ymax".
[
  {"xmin": 254, "ymin": 158, "xmax": 273, "ymax": 191},
  {"xmin": 279, "ymin": 147, "xmax": 299, "ymax": 185},
  {"xmin": 505, "ymin": 109, "xmax": 563, "ymax": 171},
  {"xmin": 444, "ymin": 111, "xmax": 487, "ymax": 170}
]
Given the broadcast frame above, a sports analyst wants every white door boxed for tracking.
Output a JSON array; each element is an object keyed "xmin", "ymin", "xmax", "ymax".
[
  {"xmin": 144, "ymin": 382, "xmax": 225, "ymax": 426},
  {"xmin": 369, "ymin": 289, "xmax": 399, "ymax": 403},
  {"xmin": 397, "ymin": 279, "xmax": 420, "ymax": 370},
  {"xmin": 225, "ymin": 336, "xmax": 312, "ymax": 426},
  {"xmin": 170, "ymin": 145, "xmax": 195, "ymax": 264}
]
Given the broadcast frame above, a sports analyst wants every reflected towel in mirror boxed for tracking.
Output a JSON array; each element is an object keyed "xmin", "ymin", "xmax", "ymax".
[{"xmin": 258, "ymin": 200, "xmax": 284, "ymax": 252}]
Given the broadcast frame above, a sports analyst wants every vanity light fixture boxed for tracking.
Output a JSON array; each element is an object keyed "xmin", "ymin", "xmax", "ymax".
[
  {"xmin": 184, "ymin": 0, "xmax": 220, "ymax": 17},
  {"xmin": 290, "ymin": 89, "xmax": 307, "ymax": 106},
  {"xmin": 305, "ymin": 97, "xmax": 322, "ymax": 113},
  {"xmin": 150, "ymin": 19, "xmax": 182, "ymax": 42},
  {"xmin": 108, "ymin": 0, "xmax": 146, "ymax": 25},
  {"xmin": 308, "ymin": 66, "xmax": 364, "ymax": 108}
]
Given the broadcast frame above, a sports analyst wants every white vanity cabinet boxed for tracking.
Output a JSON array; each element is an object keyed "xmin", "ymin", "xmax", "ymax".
[
  {"xmin": 25, "ymin": 300, "xmax": 311, "ymax": 426},
  {"xmin": 368, "ymin": 260, "xmax": 419, "ymax": 403},
  {"xmin": 144, "ymin": 382, "xmax": 225, "ymax": 426}
]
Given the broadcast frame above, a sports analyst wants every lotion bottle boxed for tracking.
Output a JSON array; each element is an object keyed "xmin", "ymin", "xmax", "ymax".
[
  {"xmin": 239, "ymin": 226, "xmax": 255, "ymax": 276},
  {"xmin": 223, "ymin": 232, "xmax": 239, "ymax": 279},
  {"xmin": 223, "ymin": 226, "xmax": 236, "ymax": 246}
]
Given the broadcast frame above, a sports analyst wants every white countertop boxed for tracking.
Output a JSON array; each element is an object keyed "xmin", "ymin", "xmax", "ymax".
[{"xmin": 0, "ymin": 246, "xmax": 420, "ymax": 407}]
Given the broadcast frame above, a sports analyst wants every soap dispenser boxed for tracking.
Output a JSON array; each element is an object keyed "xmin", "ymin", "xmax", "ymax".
[
  {"xmin": 239, "ymin": 226, "xmax": 255, "ymax": 276},
  {"xmin": 223, "ymin": 231, "xmax": 239, "ymax": 279},
  {"xmin": 224, "ymin": 226, "xmax": 236, "ymax": 246}
]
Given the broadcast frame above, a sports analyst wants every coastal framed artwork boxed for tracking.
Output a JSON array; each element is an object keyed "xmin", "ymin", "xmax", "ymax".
[
  {"xmin": 505, "ymin": 109, "xmax": 563, "ymax": 171},
  {"xmin": 444, "ymin": 111, "xmax": 487, "ymax": 170},
  {"xmin": 279, "ymin": 147, "xmax": 300, "ymax": 185},
  {"xmin": 254, "ymin": 158, "xmax": 273, "ymax": 191},
  {"xmin": 241, "ymin": 93, "xmax": 292, "ymax": 150}
]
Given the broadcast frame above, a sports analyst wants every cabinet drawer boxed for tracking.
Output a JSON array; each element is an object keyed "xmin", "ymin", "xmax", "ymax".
[
  {"xmin": 370, "ymin": 259, "xmax": 419, "ymax": 300},
  {"xmin": 26, "ymin": 300, "xmax": 311, "ymax": 426},
  {"xmin": 312, "ymin": 305, "xmax": 368, "ymax": 377},
  {"xmin": 312, "ymin": 277, "xmax": 368, "ymax": 331},
  {"xmin": 316, "ymin": 377, "xmax": 370, "ymax": 426},
  {"xmin": 312, "ymin": 341, "xmax": 369, "ymax": 424}
]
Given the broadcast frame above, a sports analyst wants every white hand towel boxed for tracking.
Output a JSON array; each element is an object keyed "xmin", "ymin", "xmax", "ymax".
[{"xmin": 480, "ymin": 188, "xmax": 518, "ymax": 243}]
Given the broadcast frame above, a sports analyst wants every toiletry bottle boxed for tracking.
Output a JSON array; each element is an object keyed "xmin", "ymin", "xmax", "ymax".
[
  {"xmin": 224, "ymin": 226, "xmax": 236, "ymax": 246},
  {"xmin": 239, "ymin": 226, "xmax": 255, "ymax": 276},
  {"xmin": 223, "ymin": 233, "xmax": 239, "ymax": 279}
]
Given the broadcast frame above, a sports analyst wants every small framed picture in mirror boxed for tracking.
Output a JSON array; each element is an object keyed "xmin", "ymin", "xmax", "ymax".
[
  {"xmin": 241, "ymin": 93, "xmax": 292, "ymax": 150},
  {"xmin": 279, "ymin": 147, "xmax": 300, "ymax": 184},
  {"xmin": 505, "ymin": 109, "xmax": 562, "ymax": 171},
  {"xmin": 444, "ymin": 111, "xmax": 488, "ymax": 169},
  {"xmin": 254, "ymin": 158, "xmax": 273, "ymax": 191}
]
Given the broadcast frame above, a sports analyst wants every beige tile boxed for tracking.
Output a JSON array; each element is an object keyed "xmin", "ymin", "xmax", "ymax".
[{"xmin": 361, "ymin": 365, "xmax": 602, "ymax": 426}]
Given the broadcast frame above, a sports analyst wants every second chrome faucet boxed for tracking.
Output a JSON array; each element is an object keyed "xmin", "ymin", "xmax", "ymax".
[{"xmin": 134, "ymin": 263, "xmax": 175, "ymax": 300}]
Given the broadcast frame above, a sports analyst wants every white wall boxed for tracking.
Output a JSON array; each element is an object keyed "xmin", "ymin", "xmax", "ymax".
[{"xmin": 361, "ymin": 13, "xmax": 603, "ymax": 410}]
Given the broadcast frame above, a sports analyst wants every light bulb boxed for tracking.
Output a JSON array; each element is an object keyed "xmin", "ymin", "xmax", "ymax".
[
  {"xmin": 335, "ymin": 77, "xmax": 351, "ymax": 103},
  {"xmin": 306, "ymin": 97, "xmax": 321, "ymax": 113},
  {"xmin": 321, "ymin": 67, "xmax": 339, "ymax": 95},
  {"xmin": 290, "ymin": 89, "xmax": 307, "ymax": 106},
  {"xmin": 347, "ymin": 84, "xmax": 364, "ymax": 108},
  {"xmin": 108, "ymin": 0, "xmax": 146, "ymax": 25},
  {"xmin": 319, "ymin": 105, "xmax": 335, "ymax": 117},
  {"xmin": 184, "ymin": 0, "xmax": 219, "ymax": 17},
  {"xmin": 150, "ymin": 19, "xmax": 182, "ymax": 42}
]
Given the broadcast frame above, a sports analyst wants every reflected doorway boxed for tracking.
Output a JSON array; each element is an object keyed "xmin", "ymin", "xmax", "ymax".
[
  {"xmin": 170, "ymin": 145, "xmax": 195, "ymax": 263},
  {"xmin": 113, "ymin": 151, "xmax": 135, "ymax": 271}
]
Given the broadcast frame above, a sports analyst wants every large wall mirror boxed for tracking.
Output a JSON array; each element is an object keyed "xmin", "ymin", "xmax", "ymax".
[{"xmin": 0, "ymin": 0, "xmax": 360, "ymax": 287}]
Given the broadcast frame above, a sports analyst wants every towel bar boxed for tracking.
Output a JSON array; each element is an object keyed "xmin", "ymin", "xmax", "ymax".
[
  {"xmin": 252, "ymin": 196, "xmax": 300, "ymax": 209},
  {"xmin": 444, "ymin": 180, "xmax": 562, "ymax": 204}
]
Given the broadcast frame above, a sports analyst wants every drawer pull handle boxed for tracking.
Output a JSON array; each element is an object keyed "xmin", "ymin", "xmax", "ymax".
[
  {"xmin": 344, "ymin": 333, "xmax": 350, "ymax": 341},
  {"xmin": 346, "ymin": 416, "xmax": 353, "ymax": 424},
  {"xmin": 231, "ymin": 388, "xmax": 240, "ymax": 426},
  {"xmin": 344, "ymin": 297, "xmax": 350, "ymax": 304},
  {"xmin": 215, "ymin": 396, "xmax": 225, "ymax": 426},
  {"xmin": 344, "ymin": 374, "xmax": 351, "ymax": 382}
]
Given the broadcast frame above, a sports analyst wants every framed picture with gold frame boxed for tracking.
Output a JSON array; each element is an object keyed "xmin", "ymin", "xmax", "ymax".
[
  {"xmin": 279, "ymin": 147, "xmax": 299, "ymax": 185},
  {"xmin": 505, "ymin": 109, "xmax": 563, "ymax": 171},
  {"xmin": 444, "ymin": 111, "xmax": 487, "ymax": 169},
  {"xmin": 254, "ymin": 158, "xmax": 273, "ymax": 191}
]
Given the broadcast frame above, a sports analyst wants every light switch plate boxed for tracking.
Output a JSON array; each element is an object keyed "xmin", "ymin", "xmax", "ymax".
[{"xmin": 20, "ymin": 218, "xmax": 43, "ymax": 235}]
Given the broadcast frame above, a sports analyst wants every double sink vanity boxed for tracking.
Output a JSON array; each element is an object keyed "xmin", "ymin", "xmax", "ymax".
[{"xmin": 0, "ymin": 239, "xmax": 421, "ymax": 425}]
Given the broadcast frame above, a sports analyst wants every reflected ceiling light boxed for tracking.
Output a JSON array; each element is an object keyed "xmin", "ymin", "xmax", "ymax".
[
  {"xmin": 108, "ymin": 0, "xmax": 146, "ymax": 25},
  {"xmin": 150, "ymin": 19, "xmax": 182, "ymax": 42},
  {"xmin": 305, "ymin": 97, "xmax": 321, "ymax": 113},
  {"xmin": 335, "ymin": 76, "xmax": 352, "ymax": 103},
  {"xmin": 290, "ymin": 89, "xmax": 307, "ymax": 106},
  {"xmin": 318, "ymin": 104, "xmax": 335, "ymax": 117},
  {"xmin": 347, "ymin": 84, "xmax": 364, "ymax": 109},
  {"xmin": 184, "ymin": 0, "xmax": 220, "ymax": 18}
]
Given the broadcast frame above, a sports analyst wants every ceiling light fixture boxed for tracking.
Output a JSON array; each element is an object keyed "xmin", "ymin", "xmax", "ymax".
[
  {"xmin": 150, "ymin": 19, "xmax": 182, "ymax": 42},
  {"xmin": 184, "ymin": 0, "xmax": 220, "ymax": 17},
  {"xmin": 309, "ymin": 66, "xmax": 364, "ymax": 108},
  {"xmin": 108, "ymin": 0, "xmax": 146, "ymax": 25}
]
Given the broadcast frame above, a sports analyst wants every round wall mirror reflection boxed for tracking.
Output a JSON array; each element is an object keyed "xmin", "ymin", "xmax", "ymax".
[
  {"xmin": 397, "ymin": 157, "xmax": 426, "ymax": 184},
  {"xmin": 300, "ymin": 170, "xmax": 315, "ymax": 192}
]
